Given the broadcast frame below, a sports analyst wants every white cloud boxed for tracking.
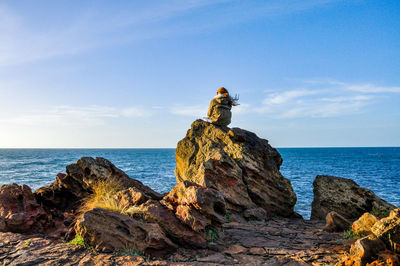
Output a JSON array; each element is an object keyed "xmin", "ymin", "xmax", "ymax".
[
  {"xmin": 255, "ymin": 80, "xmax": 399, "ymax": 119},
  {"xmin": 346, "ymin": 84, "xmax": 400, "ymax": 93},
  {"xmin": 263, "ymin": 90, "xmax": 320, "ymax": 105},
  {"xmin": 121, "ymin": 107, "xmax": 152, "ymax": 117},
  {"xmin": 170, "ymin": 105, "xmax": 206, "ymax": 117},
  {"xmin": 301, "ymin": 78, "xmax": 400, "ymax": 93},
  {"xmin": 232, "ymin": 103, "xmax": 250, "ymax": 115},
  {"xmin": 0, "ymin": 105, "xmax": 151, "ymax": 127}
]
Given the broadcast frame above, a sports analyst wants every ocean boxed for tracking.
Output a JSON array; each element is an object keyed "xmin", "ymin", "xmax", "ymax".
[{"xmin": 0, "ymin": 147, "xmax": 398, "ymax": 219}]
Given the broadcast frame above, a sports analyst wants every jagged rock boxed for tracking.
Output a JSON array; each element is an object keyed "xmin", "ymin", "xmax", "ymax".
[
  {"xmin": 135, "ymin": 199, "xmax": 207, "ymax": 248},
  {"xmin": 74, "ymin": 207, "xmax": 177, "ymax": 256},
  {"xmin": 352, "ymin": 212, "xmax": 379, "ymax": 236},
  {"xmin": 175, "ymin": 120, "xmax": 297, "ymax": 217},
  {"xmin": 0, "ymin": 184, "xmax": 49, "ymax": 233},
  {"xmin": 324, "ymin": 211, "xmax": 351, "ymax": 232},
  {"xmin": 373, "ymin": 250, "xmax": 400, "ymax": 265},
  {"xmin": 113, "ymin": 187, "xmax": 150, "ymax": 207},
  {"xmin": 174, "ymin": 204, "xmax": 209, "ymax": 232},
  {"xmin": 311, "ymin": 175, "xmax": 396, "ymax": 220},
  {"xmin": 338, "ymin": 235, "xmax": 386, "ymax": 266},
  {"xmin": 371, "ymin": 208, "xmax": 400, "ymax": 253},
  {"xmin": 163, "ymin": 180, "xmax": 226, "ymax": 225},
  {"xmin": 34, "ymin": 157, "xmax": 162, "ymax": 212},
  {"xmin": 243, "ymin": 207, "xmax": 267, "ymax": 221}
]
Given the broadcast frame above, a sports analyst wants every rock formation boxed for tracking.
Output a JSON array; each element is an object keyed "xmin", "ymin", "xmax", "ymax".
[
  {"xmin": 0, "ymin": 184, "xmax": 49, "ymax": 233},
  {"xmin": 59, "ymin": 158, "xmax": 215, "ymax": 253},
  {"xmin": 371, "ymin": 208, "xmax": 400, "ymax": 253},
  {"xmin": 74, "ymin": 207, "xmax": 177, "ymax": 256},
  {"xmin": 34, "ymin": 157, "xmax": 162, "ymax": 213},
  {"xmin": 311, "ymin": 175, "xmax": 396, "ymax": 220},
  {"xmin": 323, "ymin": 211, "xmax": 351, "ymax": 232},
  {"xmin": 339, "ymin": 234, "xmax": 387, "ymax": 265},
  {"xmin": 162, "ymin": 180, "xmax": 226, "ymax": 230},
  {"xmin": 2, "ymin": 120, "xmax": 400, "ymax": 263},
  {"xmin": 175, "ymin": 119, "xmax": 297, "ymax": 217},
  {"xmin": 338, "ymin": 208, "xmax": 400, "ymax": 265},
  {"xmin": 352, "ymin": 212, "xmax": 379, "ymax": 236}
]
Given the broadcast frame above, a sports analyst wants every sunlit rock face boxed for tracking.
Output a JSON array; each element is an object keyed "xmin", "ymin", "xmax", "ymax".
[
  {"xmin": 175, "ymin": 119, "xmax": 297, "ymax": 218},
  {"xmin": 34, "ymin": 157, "xmax": 162, "ymax": 213},
  {"xmin": 0, "ymin": 184, "xmax": 49, "ymax": 233},
  {"xmin": 311, "ymin": 175, "xmax": 396, "ymax": 221}
]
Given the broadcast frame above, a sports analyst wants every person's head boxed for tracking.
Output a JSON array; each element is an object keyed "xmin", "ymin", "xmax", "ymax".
[{"xmin": 217, "ymin": 87, "xmax": 229, "ymax": 97}]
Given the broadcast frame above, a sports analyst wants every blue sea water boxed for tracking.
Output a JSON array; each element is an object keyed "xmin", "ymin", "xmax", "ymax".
[{"xmin": 0, "ymin": 147, "xmax": 398, "ymax": 219}]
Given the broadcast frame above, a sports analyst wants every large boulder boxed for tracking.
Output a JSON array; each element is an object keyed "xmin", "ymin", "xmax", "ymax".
[
  {"xmin": 34, "ymin": 157, "xmax": 162, "ymax": 212},
  {"xmin": 0, "ymin": 184, "xmax": 49, "ymax": 233},
  {"xmin": 371, "ymin": 208, "xmax": 400, "ymax": 253},
  {"xmin": 311, "ymin": 175, "xmax": 396, "ymax": 220},
  {"xmin": 134, "ymin": 199, "xmax": 207, "ymax": 248},
  {"xmin": 163, "ymin": 181, "xmax": 226, "ymax": 227},
  {"xmin": 338, "ymin": 235, "xmax": 386, "ymax": 266},
  {"xmin": 175, "ymin": 120, "xmax": 297, "ymax": 217},
  {"xmin": 74, "ymin": 207, "xmax": 177, "ymax": 256}
]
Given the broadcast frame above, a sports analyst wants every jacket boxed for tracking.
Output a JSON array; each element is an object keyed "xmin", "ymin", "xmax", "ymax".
[{"xmin": 207, "ymin": 94, "xmax": 233, "ymax": 126}]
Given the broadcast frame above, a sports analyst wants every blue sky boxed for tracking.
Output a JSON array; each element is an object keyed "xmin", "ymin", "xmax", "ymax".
[{"xmin": 0, "ymin": 0, "xmax": 399, "ymax": 148}]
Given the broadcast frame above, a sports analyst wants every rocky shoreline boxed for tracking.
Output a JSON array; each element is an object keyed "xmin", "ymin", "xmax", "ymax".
[{"xmin": 0, "ymin": 120, "xmax": 398, "ymax": 265}]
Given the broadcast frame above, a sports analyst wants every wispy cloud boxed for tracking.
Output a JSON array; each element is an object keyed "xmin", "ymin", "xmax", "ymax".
[
  {"xmin": 346, "ymin": 84, "xmax": 400, "ymax": 93},
  {"xmin": 0, "ymin": 105, "xmax": 151, "ymax": 127},
  {"xmin": 263, "ymin": 90, "xmax": 320, "ymax": 105},
  {"xmin": 0, "ymin": 0, "xmax": 340, "ymax": 67},
  {"xmin": 170, "ymin": 105, "xmax": 207, "ymax": 117},
  {"xmin": 255, "ymin": 80, "xmax": 398, "ymax": 119}
]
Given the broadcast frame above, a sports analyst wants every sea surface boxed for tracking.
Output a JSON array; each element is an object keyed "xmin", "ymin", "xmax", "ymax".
[{"xmin": 0, "ymin": 147, "xmax": 399, "ymax": 219}]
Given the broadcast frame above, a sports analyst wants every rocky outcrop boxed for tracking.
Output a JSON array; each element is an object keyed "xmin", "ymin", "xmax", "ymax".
[
  {"xmin": 0, "ymin": 184, "xmax": 49, "ymax": 233},
  {"xmin": 175, "ymin": 120, "xmax": 297, "ymax": 217},
  {"xmin": 338, "ymin": 209, "xmax": 400, "ymax": 265},
  {"xmin": 352, "ymin": 212, "xmax": 378, "ymax": 236},
  {"xmin": 34, "ymin": 157, "xmax": 162, "ymax": 212},
  {"xmin": 371, "ymin": 208, "xmax": 400, "ymax": 253},
  {"xmin": 133, "ymin": 199, "xmax": 207, "ymax": 248},
  {"xmin": 74, "ymin": 207, "xmax": 177, "ymax": 256},
  {"xmin": 163, "ymin": 181, "xmax": 226, "ymax": 228},
  {"xmin": 338, "ymin": 234, "xmax": 387, "ymax": 266},
  {"xmin": 113, "ymin": 187, "xmax": 151, "ymax": 206},
  {"xmin": 324, "ymin": 211, "xmax": 351, "ymax": 232},
  {"xmin": 311, "ymin": 175, "xmax": 396, "ymax": 221}
]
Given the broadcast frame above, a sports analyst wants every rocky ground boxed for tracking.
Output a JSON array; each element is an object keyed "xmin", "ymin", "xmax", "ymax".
[
  {"xmin": 0, "ymin": 217, "xmax": 350, "ymax": 265},
  {"xmin": 0, "ymin": 120, "xmax": 398, "ymax": 265}
]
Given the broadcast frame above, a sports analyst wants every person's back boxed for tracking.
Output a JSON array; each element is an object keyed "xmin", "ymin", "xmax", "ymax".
[{"xmin": 207, "ymin": 87, "xmax": 237, "ymax": 127}]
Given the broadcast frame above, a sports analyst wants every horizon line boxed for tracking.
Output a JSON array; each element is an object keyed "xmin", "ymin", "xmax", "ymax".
[{"xmin": 0, "ymin": 146, "xmax": 399, "ymax": 149}]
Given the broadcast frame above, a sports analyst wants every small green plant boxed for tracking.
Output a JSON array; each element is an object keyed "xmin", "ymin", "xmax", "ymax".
[
  {"xmin": 225, "ymin": 213, "xmax": 232, "ymax": 223},
  {"xmin": 68, "ymin": 235, "xmax": 97, "ymax": 253},
  {"xmin": 342, "ymin": 229, "xmax": 365, "ymax": 239},
  {"xmin": 25, "ymin": 240, "xmax": 32, "ymax": 247},
  {"xmin": 342, "ymin": 229, "xmax": 354, "ymax": 239},
  {"xmin": 68, "ymin": 235, "xmax": 88, "ymax": 248},
  {"xmin": 205, "ymin": 226, "xmax": 219, "ymax": 243}
]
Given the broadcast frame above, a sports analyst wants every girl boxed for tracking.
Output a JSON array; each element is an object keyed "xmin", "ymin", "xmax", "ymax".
[{"xmin": 207, "ymin": 87, "xmax": 239, "ymax": 126}]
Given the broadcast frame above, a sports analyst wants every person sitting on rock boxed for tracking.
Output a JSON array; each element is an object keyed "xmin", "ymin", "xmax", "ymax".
[{"xmin": 207, "ymin": 87, "xmax": 239, "ymax": 127}]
